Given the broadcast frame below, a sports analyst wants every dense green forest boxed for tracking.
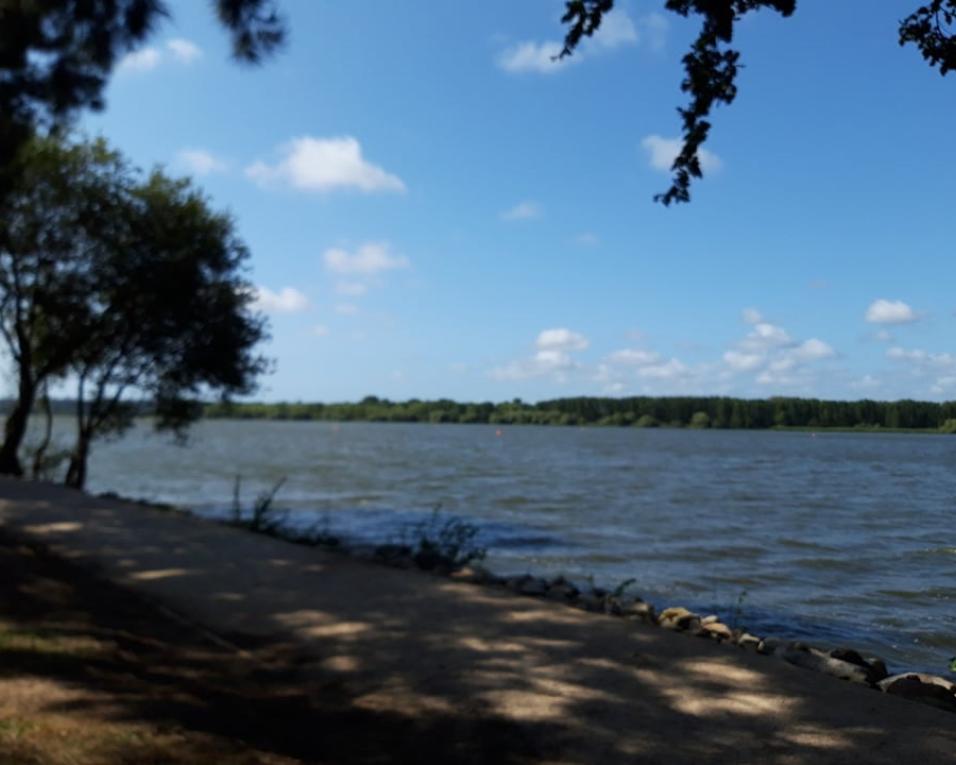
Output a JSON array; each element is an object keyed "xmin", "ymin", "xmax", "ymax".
[{"xmin": 203, "ymin": 396, "xmax": 956, "ymax": 432}]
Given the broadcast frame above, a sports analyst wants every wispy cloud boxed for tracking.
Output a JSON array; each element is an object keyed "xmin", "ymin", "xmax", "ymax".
[
  {"xmin": 500, "ymin": 200, "xmax": 542, "ymax": 221},
  {"xmin": 323, "ymin": 242, "xmax": 409, "ymax": 276},
  {"xmin": 166, "ymin": 38, "xmax": 202, "ymax": 64},
  {"xmin": 176, "ymin": 149, "xmax": 228, "ymax": 176},
  {"xmin": 496, "ymin": 9, "xmax": 647, "ymax": 75},
  {"xmin": 117, "ymin": 39, "xmax": 202, "ymax": 74},
  {"xmin": 253, "ymin": 286, "xmax": 309, "ymax": 314},
  {"xmin": 117, "ymin": 47, "xmax": 161, "ymax": 73}
]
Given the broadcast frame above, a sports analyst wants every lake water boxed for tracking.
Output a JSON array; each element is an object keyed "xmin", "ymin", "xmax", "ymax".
[{"xmin": 72, "ymin": 419, "xmax": 956, "ymax": 674}]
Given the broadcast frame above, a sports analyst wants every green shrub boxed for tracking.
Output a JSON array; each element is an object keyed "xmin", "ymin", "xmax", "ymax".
[{"xmin": 409, "ymin": 508, "xmax": 486, "ymax": 571}]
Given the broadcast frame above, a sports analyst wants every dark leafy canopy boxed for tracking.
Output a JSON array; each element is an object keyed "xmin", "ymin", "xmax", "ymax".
[
  {"xmin": 63, "ymin": 166, "xmax": 268, "ymax": 488},
  {"xmin": 0, "ymin": 137, "xmax": 130, "ymax": 475},
  {"xmin": 0, "ymin": 135, "xmax": 267, "ymax": 483},
  {"xmin": 0, "ymin": 0, "xmax": 285, "ymax": 174},
  {"xmin": 560, "ymin": 0, "xmax": 956, "ymax": 204}
]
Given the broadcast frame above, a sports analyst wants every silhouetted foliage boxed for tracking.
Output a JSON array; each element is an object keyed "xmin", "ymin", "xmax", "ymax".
[
  {"xmin": 0, "ymin": 135, "xmax": 267, "ymax": 485},
  {"xmin": 560, "ymin": 1, "xmax": 955, "ymax": 204},
  {"xmin": 900, "ymin": 1, "xmax": 956, "ymax": 74},
  {"xmin": 0, "ymin": 0, "xmax": 285, "ymax": 193},
  {"xmin": 0, "ymin": 137, "xmax": 129, "ymax": 475}
]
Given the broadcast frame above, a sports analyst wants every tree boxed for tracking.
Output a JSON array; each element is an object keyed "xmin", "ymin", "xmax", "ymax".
[
  {"xmin": 63, "ymin": 169, "xmax": 267, "ymax": 489},
  {"xmin": 0, "ymin": 135, "xmax": 267, "ymax": 485},
  {"xmin": 0, "ymin": 0, "xmax": 285, "ymax": 193},
  {"xmin": 0, "ymin": 136, "xmax": 130, "ymax": 475},
  {"xmin": 559, "ymin": 0, "xmax": 956, "ymax": 204}
]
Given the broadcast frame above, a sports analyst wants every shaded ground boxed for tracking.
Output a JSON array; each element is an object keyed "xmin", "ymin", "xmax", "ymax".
[
  {"xmin": 0, "ymin": 528, "xmax": 544, "ymax": 765},
  {"xmin": 1, "ymin": 479, "xmax": 954, "ymax": 764}
]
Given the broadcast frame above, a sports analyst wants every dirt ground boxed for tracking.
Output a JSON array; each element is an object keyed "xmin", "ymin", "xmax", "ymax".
[
  {"xmin": 0, "ymin": 529, "xmax": 542, "ymax": 765},
  {"xmin": 2, "ymin": 479, "xmax": 955, "ymax": 765}
]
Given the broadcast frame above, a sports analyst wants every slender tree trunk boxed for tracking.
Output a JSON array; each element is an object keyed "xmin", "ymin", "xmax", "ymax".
[
  {"xmin": 0, "ymin": 375, "xmax": 36, "ymax": 476},
  {"xmin": 64, "ymin": 433, "xmax": 90, "ymax": 490},
  {"xmin": 30, "ymin": 382, "xmax": 53, "ymax": 478}
]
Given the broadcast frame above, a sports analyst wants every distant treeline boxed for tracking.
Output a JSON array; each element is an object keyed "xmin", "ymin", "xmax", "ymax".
[{"xmin": 203, "ymin": 396, "xmax": 956, "ymax": 431}]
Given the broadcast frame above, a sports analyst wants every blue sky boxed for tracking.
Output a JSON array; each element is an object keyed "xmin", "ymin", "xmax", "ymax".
[{"xmin": 81, "ymin": 0, "xmax": 956, "ymax": 403}]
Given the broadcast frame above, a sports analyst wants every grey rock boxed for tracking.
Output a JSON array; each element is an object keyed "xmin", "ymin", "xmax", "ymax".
[
  {"xmin": 619, "ymin": 599, "xmax": 656, "ymax": 623},
  {"xmin": 878, "ymin": 673, "xmax": 956, "ymax": 712},
  {"xmin": 829, "ymin": 647, "xmax": 889, "ymax": 683},
  {"xmin": 779, "ymin": 643, "xmax": 878, "ymax": 685},
  {"xmin": 737, "ymin": 633, "xmax": 761, "ymax": 650},
  {"xmin": 756, "ymin": 638, "xmax": 784, "ymax": 655}
]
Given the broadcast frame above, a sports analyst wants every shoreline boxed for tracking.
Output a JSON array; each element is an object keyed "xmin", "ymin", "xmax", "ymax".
[
  {"xmin": 2, "ymin": 477, "xmax": 955, "ymax": 763},
  {"xmin": 97, "ymin": 486, "xmax": 956, "ymax": 715}
]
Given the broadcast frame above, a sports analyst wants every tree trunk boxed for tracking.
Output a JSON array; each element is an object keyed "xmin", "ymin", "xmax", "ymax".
[
  {"xmin": 30, "ymin": 384, "xmax": 53, "ymax": 478},
  {"xmin": 64, "ymin": 434, "xmax": 90, "ymax": 490},
  {"xmin": 0, "ymin": 377, "xmax": 35, "ymax": 476}
]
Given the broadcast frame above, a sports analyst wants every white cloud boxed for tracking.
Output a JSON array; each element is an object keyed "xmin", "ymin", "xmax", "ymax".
[
  {"xmin": 537, "ymin": 328, "xmax": 589, "ymax": 352},
  {"xmin": 335, "ymin": 281, "xmax": 369, "ymax": 297},
  {"xmin": 885, "ymin": 345, "xmax": 956, "ymax": 395},
  {"xmin": 639, "ymin": 12, "xmax": 669, "ymax": 51},
  {"xmin": 246, "ymin": 136, "xmax": 406, "ymax": 194},
  {"xmin": 874, "ymin": 329, "xmax": 894, "ymax": 343},
  {"xmin": 490, "ymin": 350, "xmax": 577, "ymax": 381},
  {"xmin": 586, "ymin": 10, "xmax": 638, "ymax": 50},
  {"xmin": 886, "ymin": 346, "xmax": 955, "ymax": 367},
  {"xmin": 497, "ymin": 40, "xmax": 570, "ymax": 74},
  {"xmin": 166, "ymin": 38, "xmax": 202, "ymax": 64},
  {"xmin": 739, "ymin": 322, "xmax": 792, "ymax": 352},
  {"xmin": 575, "ymin": 232, "xmax": 600, "ymax": 247},
  {"xmin": 723, "ymin": 350, "xmax": 764, "ymax": 371},
  {"xmin": 500, "ymin": 200, "xmax": 541, "ymax": 221},
  {"xmin": 323, "ymin": 242, "xmax": 409, "ymax": 276},
  {"xmin": 496, "ymin": 10, "xmax": 648, "ymax": 75},
  {"xmin": 608, "ymin": 348, "xmax": 660, "ymax": 366},
  {"xmin": 850, "ymin": 374, "xmax": 880, "ymax": 390},
  {"xmin": 253, "ymin": 286, "xmax": 309, "ymax": 314},
  {"xmin": 117, "ymin": 39, "xmax": 201, "ymax": 74},
  {"xmin": 334, "ymin": 303, "xmax": 360, "ymax": 316},
  {"xmin": 176, "ymin": 149, "xmax": 228, "ymax": 176},
  {"xmin": 721, "ymin": 312, "xmax": 836, "ymax": 389},
  {"xmin": 117, "ymin": 47, "xmax": 161, "ymax": 73},
  {"xmin": 789, "ymin": 338, "xmax": 836, "ymax": 362},
  {"xmin": 312, "ymin": 324, "xmax": 330, "ymax": 337},
  {"xmin": 865, "ymin": 299, "xmax": 919, "ymax": 325},
  {"xmin": 641, "ymin": 134, "xmax": 722, "ymax": 174},
  {"xmin": 490, "ymin": 328, "xmax": 589, "ymax": 381},
  {"xmin": 637, "ymin": 358, "xmax": 688, "ymax": 380}
]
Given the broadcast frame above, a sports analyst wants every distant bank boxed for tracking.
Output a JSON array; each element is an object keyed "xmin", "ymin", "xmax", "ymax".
[{"xmin": 201, "ymin": 395, "xmax": 956, "ymax": 433}]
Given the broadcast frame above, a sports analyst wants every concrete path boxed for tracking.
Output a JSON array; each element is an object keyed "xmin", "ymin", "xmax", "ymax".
[{"xmin": 1, "ymin": 478, "xmax": 953, "ymax": 764}]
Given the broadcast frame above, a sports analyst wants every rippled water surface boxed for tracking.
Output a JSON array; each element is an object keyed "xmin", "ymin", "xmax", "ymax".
[{"xmin": 80, "ymin": 420, "xmax": 956, "ymax": 673}]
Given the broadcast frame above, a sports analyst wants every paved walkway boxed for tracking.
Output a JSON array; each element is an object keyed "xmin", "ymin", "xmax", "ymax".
[{"xmin": 1, "ymin": 478, "xmax": 953, "ymax": 764}]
